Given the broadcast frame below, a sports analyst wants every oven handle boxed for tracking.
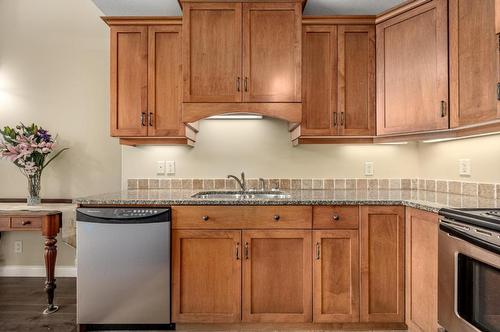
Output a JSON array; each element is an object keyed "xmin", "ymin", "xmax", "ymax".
[{"xmin": 440, "ymin": 223, "xmax": 500, "ymax": 255}]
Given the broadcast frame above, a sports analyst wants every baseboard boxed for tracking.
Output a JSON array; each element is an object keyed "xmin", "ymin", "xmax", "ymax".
[{"xmin": 0, "ymin": 265, "xmax": 76, "ymax": 277}]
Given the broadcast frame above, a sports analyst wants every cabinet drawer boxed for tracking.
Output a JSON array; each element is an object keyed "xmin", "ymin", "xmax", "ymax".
[
  {"xmin": 173, "ymin": 206, "xmax": 312, "ymax": 229},
  {"xmin": 313, "ymin": 206, "xmax": 359, "ymax": 229},
  {"xmin": 10, "ymin": 217, "xmax": 42, "ymax": 230},
  {"xmin": 0, "ymin": 217, "xmax": 10, "ymax": 231}
]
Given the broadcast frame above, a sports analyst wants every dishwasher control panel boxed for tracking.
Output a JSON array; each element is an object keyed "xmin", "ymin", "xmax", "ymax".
[{"xmin": 77, "ymin": 208, "xmax": 171, "ymax": 222}]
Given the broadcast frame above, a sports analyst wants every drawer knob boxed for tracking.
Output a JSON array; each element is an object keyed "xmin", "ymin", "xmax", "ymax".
[
  {"xmin": 332, "ymin": 215, "xmax": 340, "ymax": 221},
  {"xmin": 202, "ymin": 215, "xmax": 209, "ymax": 221},
  {"xmin": 22, "ymin": 220, "xmax": 31, "ymax": 226},
  {"xmin": 273, "ymin": 215, "xmax": 280, "ymax": 221}
]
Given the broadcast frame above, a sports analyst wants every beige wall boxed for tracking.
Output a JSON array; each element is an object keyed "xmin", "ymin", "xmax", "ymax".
[
  {"xmin": 417, "ymin": 134, "xmax": 500, "ymax": 183},
  {"xmin": 122, "ymin": 118, "xmax": 420, "ymax": 185},
  {"xmin": 0, "ymin": 0, "xmax": 122, "ymax": 267},
  {"xmin": 0, "ymin": 0, "xmax": 122, "ymax": 199}
]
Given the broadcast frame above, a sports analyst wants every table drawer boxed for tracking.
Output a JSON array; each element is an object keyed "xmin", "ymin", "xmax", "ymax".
[
  {"xmin": 0, "ymin": 217, "xmax": 10, "ymax": 231},
  {"xmin": 313, "ymin": 206, "xmax": 359, "ymax": 229},
  {"xmin": 173, "ymin": 206, "xmax": 312, "ymax": 229},
  {"xmin": 10, "ymin": 216, "xmax": 42, "ymax": 230}
]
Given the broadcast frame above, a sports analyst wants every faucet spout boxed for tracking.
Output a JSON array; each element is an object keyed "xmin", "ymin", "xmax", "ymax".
[{"xmin": 227, "ymin": 172, "xmax": 246, "ymax": 191}]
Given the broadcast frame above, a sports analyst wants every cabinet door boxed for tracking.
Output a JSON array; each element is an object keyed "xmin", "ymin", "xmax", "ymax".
[
  {"xmin": 449, "ymin": 0, "xmax": 499, "ymax": 127},
  {"xmin": 242, "ymin": 230, "xmax": 312, "ymax": 322},
  {"xmin": 242, "ymin": 2, "xmax": 301, "ymax": 102},
  {"xmin": 360, "ymin": 206, "xmax": 405, "ymax": 323},
  {"xmin": 148, "ymin": 25, "xmax": 184, "ymax": 137},
  {"xmin": 338, "ymin": 25, "xmax": 375, "ymax": 136},
  {"xmin": 406, "ymin": 208, "xmax": 438, "ymax": 332},
  {"xmin": 302, "ymin": 25, "xmax": 337, "ymax": 135},
  {"xmin": 172, "ymin": 230, "xmax": 241, "ymax": 323},
  {"xmin": 376, "ymin": 0, "xmax": 448, "ymax": 135},
  {"xmin": 183, "ymin": 3, "xmax": 242, "ymax": 102},
  {"xmin": 313, "ymin": 230, "xmax": 359, "ymax": 323},
  {"xmin": 110, "ymin": 26, "xmax": 148, "ymax": 137}
]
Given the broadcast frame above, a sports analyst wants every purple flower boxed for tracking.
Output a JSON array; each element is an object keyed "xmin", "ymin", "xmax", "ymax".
[{"xmin": 36, "ymin": 129, "xmax": 52, "ymax": 142}]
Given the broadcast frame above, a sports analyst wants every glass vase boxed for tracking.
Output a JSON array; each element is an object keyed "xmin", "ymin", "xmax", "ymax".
[{"xmin": 27, "ymin": 172, "xmax": 42, "ymax": 206}]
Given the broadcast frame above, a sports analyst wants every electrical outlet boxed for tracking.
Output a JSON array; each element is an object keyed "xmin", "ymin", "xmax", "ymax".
[
  {"xmin": 156, "ymin": 161, "xmax": 166, "ymax": 175},
  {"xmin": 459, "ymin": 159, "xmax": 471, "ymax": 176},
  {"xmin": 14, "ymin": 240, "xmax": 22, "ymax": 253},
  {"xmin": 364, "ymin": 162, "xmax": 374, "ymax": 176},
  {"xmin": 166, "ymin": 161, "xmax": 175, "ymax": 175}
]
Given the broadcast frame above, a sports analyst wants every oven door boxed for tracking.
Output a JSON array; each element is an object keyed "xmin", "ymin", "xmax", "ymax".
[{"xmin": 439, "ymin": 223, "xmax": 500, "ymax": 332}]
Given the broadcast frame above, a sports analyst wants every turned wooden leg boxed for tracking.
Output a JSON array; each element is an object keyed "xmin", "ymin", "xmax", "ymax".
[{"xmin": 43, "ymin": 235, "xmax": 59, "ymax": 314}]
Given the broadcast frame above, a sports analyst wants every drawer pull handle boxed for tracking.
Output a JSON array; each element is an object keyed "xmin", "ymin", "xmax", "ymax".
[
  {"xmin": 22, "ymin": 221, "xmax": 31, "ymax": 226},
  {"xmin": 201, "ymin": 216, "xmax": 209, "ymax": 221},
  {"xmin": 332, "ymin": 215, "xmax": 340, "ymax": 221},
  {"xmin": 273, "ymin": 215, "xmax": 280, "ymax": 221}
]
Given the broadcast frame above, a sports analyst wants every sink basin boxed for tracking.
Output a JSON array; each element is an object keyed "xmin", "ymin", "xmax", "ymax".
[{"xmin": 192, "ymin": 190, "xmax": 291, "ymax": 200}]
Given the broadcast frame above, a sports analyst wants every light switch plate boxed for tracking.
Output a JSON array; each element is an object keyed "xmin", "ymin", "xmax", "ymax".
[
  {"xmin": 459, "ymin": 159, "xmax": 471, "ymax": 176},
  {"xmin": 156, "ymin": 161, "xmax": 166, "ymax": 175},
  {"xmin": 166, "ymin": 161, "xmax": 175, "ymax": 175},
  {"xmin": 364, "ymin": 162, "xmax": 374, "ymax": 176}
]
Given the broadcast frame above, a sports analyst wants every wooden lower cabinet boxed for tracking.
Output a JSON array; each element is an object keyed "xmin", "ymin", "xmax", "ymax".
[
  {"xmin": 360, "ymin": 206, "xmax": 405, "ymax": 323},
  {"xmin": 405, "ymin": 208, "xmax": 439, "ymax": 332},
  {"xmin": 313, "ymin": 230, "xmax": 359, "ymax": 323},
  {"xmin": 242, "ymin": 230, "xmax": 312, "ymax": 322},
  {"xmin": 172, "ymin": 230, "xmax": 242, "ymax": 322}
]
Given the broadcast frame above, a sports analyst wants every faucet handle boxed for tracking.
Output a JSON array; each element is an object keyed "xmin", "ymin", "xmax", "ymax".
[{"xmin": 259, "ymin": 178, "xmax": 266, "ymax": 191}]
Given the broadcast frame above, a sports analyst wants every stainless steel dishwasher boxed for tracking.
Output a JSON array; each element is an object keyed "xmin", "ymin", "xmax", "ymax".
[{"xmin": 76, "ymin": 207, "xmax": 174, "ymax": 330}]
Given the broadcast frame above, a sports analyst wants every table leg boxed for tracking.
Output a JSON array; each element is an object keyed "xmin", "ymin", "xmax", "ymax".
[{"xmin": 43, "ymin": 235, "xmax": 59, "ymax": 314}]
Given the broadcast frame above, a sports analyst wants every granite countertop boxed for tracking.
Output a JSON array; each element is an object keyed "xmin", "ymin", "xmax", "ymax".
[{"xmin": 74, "ymin": 189, "xmax": 499, "ymax": 214}]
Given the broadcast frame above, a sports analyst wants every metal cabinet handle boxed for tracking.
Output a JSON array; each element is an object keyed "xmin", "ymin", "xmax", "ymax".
[
  {"xmin": 202, "ymin": 215, "xmax": 209, "ymax": 221},
  {"xmin": 333, "ymin": 112, "xmax": 337, "ymax": 127},
  {"xmin": 497, "ymin": 83, "xmax": 500, "ymax": 101},
  {"xmin": 244, "ymin": 242, "xmax": 249, "ymax": 259},
  {"xmin": 340, "ymin": 112, "xmax": 345, "ymax": 126},
  {"xmin": 141, "ymin": 112, "xmax": 147, "ymax": 127},
  {"xmin": 440, "ymin": 101, "xmax": 447, "ymax": 117},
  {"xmin": 273, "ymin": 215, "xmax": 280, "ymax": 221},
  {"xmin": 22, "ymin": 221, "xmax": 31, "ymax": 226},
  {"xmin": 332, "ymin": 214, "xmax": 340, "ymax": 221},
  {"xmin": 237, "ymin": 77, "xmax": 241, "ymax": 92},
  {"xmin": 236, "ymin": 242, "xmax": 240, "ymax": 260},
  {"xmin": 316, "ymin": 242, "xmax": 320, "ymax": 260},
  {"xmin": 244, "ymin": 77, "xmax": 248, "ymax": 92},
  {"xmin": 148, "ymin": 112, "xmax": 153, "ymax": 127}
]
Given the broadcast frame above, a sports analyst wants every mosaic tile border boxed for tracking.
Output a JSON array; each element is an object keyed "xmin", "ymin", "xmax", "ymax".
[{"xmin": 127, "ymin": 178, "xmax": 500, "ymax": 200}]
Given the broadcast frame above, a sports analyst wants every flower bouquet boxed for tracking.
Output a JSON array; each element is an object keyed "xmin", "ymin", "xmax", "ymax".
[{"xmin": 0, "ymin": 123, "xmax": 68, "ymax": 205}]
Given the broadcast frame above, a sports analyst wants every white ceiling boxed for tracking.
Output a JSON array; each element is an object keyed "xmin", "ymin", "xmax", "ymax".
[{"xmin": 92, "ymin": 0, "xmax": 406, "ymax": 16}]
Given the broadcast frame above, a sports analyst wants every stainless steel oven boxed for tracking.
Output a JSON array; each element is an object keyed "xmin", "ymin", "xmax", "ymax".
[{"xmin": 438, "ymin": 209, "xmax": 500, "ymax": 332}]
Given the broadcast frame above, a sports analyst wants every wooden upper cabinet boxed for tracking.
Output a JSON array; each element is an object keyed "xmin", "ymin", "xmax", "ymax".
[
  {"xmin": 172, "ymin": 230, "xmax": 242, "ymax": 323},
  {"xmin": 302, "ymin": 25, "xmax": 337, "ymax": 135},
  {"xmin": 242, "ymin": 230, "xmax": 312, "ymax": 323},
  {"xmin": 242, "ymin": 2, "xmax": 302, "ymax": 102},
  {"xmin": 183, "ymin": 2, "xmax": 242, "ymax": 102},
  {"xmin": 376, "ymin": 0, "xmax": 449, "ymax": 135},
  {"xmin": 360, "ymin": 206, "xmax": 405, "ymax": 323},
  {"xmin": 110, "ymin": 26, "xmax": 148, "ymax": 137},
  {"xmin": 338, "ymin": 25, "xmax": 375, "ymax": 136},
  {"xmin": 405, "ymin": 208, "xmax": 439, "ymax": 332},
  {"xmin": 496, "ymin": 0, "xmax": 500, "ymax": 34},
  {"xmin": 148, "ymin": 25, "xmax": 184, "ymax": 137},
  {"xmin": 313, "ymin": 230, "xmax": 359, "ymax": 323},
  {"xmin": 449, "ymin": 0, "xmax": 500, "ymax": 127}
]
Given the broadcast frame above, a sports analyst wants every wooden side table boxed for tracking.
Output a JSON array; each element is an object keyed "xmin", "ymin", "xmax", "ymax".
[{"xmin": 0, "ymin": 210, "xmax": 62, "ymax": 314}]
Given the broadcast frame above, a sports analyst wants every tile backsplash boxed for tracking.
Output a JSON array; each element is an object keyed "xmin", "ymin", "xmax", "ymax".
[{"xmin": 127, "ymin": 178, "xmax": 500, "ymax": 200}]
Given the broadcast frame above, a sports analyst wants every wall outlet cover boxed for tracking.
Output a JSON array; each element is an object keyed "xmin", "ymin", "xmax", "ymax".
[
  {"xmin": 14, "ymin": 240, "xmax": 22, "ymax": 253},
  {"xmin": 156, "ymin": 161, "xmax": 166, "ymax": 175},
  {"xmin": 364, "ymin": 161, "xmax": 374, "ymax": 176},
  {"xmin": 166, "ymin": 161, "xmax": 175, "ymax": 175},
  {"xmin": 459, "ymin": 159, "xmax": 471, "ymax": 177}
]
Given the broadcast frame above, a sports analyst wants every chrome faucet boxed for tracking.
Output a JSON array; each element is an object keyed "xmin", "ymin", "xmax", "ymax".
[
  {"xmin": 227, "ymin": 172, "xmax": 246, "ymax": 191},
  {"xmin": 259, "ymin": 178, "xmax": 266, "ymax": 191}
]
